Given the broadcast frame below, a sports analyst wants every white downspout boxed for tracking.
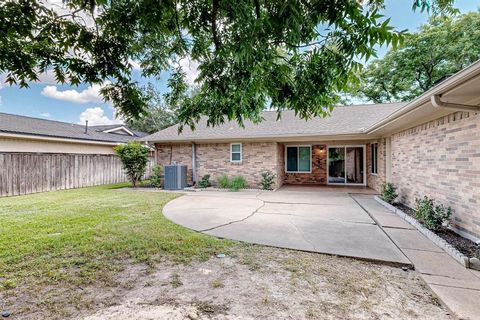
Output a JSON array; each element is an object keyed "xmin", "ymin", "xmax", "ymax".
[{"xmin": 431, "ymin": 95, "xmax": 480, "ymax": 112}]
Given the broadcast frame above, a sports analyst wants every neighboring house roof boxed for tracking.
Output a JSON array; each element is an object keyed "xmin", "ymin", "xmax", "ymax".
[
  {"xmin": 143, "ymin": 102, "xmax": 407, "ymax": 142},
  {"xmin": 89, "ymin": 124, "xmax": 148, "ymax": 138},
  {"xmin": 0, "ymin": 113, "xmax": 147, "ymax": 144}
]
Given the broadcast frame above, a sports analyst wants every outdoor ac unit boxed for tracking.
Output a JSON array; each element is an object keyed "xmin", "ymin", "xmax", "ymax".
[{"xmin": 164, "ymin": 165, "xmax": 188, "ymax": 190}]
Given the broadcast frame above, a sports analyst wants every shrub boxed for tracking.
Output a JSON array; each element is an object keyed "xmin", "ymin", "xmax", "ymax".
[
  {"xmin": 381, "ymin": 182, "xmax": 398, "ymax": 204},
  {"xmin": 114, "ymin": 141, "xmax": 149, "ymax": 187},
  {"xmin": 217, "ymin": 175, "xmax": 230, "ymax": 189},
  {"xmin": 415, "ymin": 196, "xmax": 452, "ymax": 231},
  {"xmin": 198, "ymin": 174, "xmax": 211, "ymax": 188},
  {"xmin": 259, "ymin": 170, "xmax": 276, "ymax": 190},
  {"xmin": 149, "ymin": 164, "xmax": 163, "ymax": 188},
  {"xmin": 230, "ymin": 176, "xmax": 247, "ymax": 191}
]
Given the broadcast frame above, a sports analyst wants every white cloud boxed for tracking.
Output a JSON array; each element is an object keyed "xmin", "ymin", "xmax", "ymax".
[
  {"xmin": 128, "ymin": 59, "xmax": 142, "ymax": 71},
  {"xmin": 39, "ymin": 112, "xmax": 52, "ymax": 118},
  {"xmin": 41, "ymin": 83, "xmax": 106, "ymax": 104},
  {"xmin": 78, "ymin": 107, "xmax": 122, "ymax": 125},
  {"xmin": 177, "ymin": 57, "xmax": 200, "ymax": 85}
]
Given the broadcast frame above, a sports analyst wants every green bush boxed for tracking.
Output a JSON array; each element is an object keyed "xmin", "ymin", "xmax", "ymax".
[
  {"xmin": 217, "ymin": 175, "xmax": 230, "ymax": 189},
  {"xmin": 198, "ymin": 174, "xmax": 211, "ymax": 188},
  {"xmin": 149, "ymin": 164, "xmax": 163, "ymax": 188},
  {"xmin": 381, "ymin": 182, "xmax": 398, "ymax": 204},
  {"xmin": 230, "ymin": 176, "xmax": 247, "ymax": 191},
  {"xmin": 415, "ymin": 196, "xmax": 452, "ymax": 231},
  {"xmin": 259, "ymin": 170, "xmax": 276, "ymax": 190},
  {"xmin": 114, "ymin": 141, "xmax": 150, "ymax": 187}
]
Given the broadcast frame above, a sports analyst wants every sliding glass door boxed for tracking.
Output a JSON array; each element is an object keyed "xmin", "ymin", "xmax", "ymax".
[{"xmin": 328, "ymin": 146, "xmax": 365, "ymax": 185}]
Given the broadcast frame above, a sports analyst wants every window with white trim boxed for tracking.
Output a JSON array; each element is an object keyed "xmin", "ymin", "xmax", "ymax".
[
  {"xmin": 230, "ymin": 143, "xmax": 242, "ymax": 162},
  {"xmin": 371, "ymin": 143, "xmax": 378, "ymax": 174},
  {"xmin": 285, "ymin": 146, "xmax": 311, "ymax": 172}
]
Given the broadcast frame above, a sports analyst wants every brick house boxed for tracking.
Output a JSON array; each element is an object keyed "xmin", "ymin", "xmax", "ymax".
[{"xmin": 144, "ymin": 60, "xmax": 480, "ymax": 240}]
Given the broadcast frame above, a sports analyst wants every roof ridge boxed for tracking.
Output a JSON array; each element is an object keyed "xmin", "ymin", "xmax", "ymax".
[{"xmin": 0, "ymin": 112, "xmax": 83, "ymax": 127}]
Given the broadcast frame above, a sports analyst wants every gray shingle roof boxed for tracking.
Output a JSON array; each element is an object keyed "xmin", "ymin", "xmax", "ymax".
[
  {"xmin": 0, "ymin": 112, "xmax": 146, "ymax": 143},
  {"xmin": 143, "ymin": 103, "xmax": 407, "ymax": 142}
]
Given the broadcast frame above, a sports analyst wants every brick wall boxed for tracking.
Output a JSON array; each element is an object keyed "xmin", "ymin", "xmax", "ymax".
[
  {"xmin": 283, "ymin": 144, "xmax": 327, "ymax": 185},
  {"xmin": 391, "ymin": 111, "xmax": 480, "ymax": 238},
  {"xmin": 367, "ymin": 138, "xmax": 387, "ymax": 192},
  {"xmin": 196, "ymin": 142, "xmax": 281, "ymax": 188},
  {"xmin": 155, "ymin": 143, "xmax": 193, "ymax": 184},
  {"xmin": 156, "ymin": 142, "xmax": 283, "ymax": 189}
]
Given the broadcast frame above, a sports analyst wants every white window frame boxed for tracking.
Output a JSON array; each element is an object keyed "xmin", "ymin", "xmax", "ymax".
[
  {"xmin": 371, "ymin": 143, "xmax": 378, "ymax": 175},
  {"xmin": 284, "ymin": 145, "xmax": 312, "ymax": 173},
  {"xmin": 230, "ymin": 143, "xmax": 242, "ymax": 163}
]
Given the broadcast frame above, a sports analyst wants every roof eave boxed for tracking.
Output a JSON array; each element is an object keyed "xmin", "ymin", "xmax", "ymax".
[
  {"xmin": 365, "ymin": 59, "xmax": 480, "ymax": 135},
  {"xmin": 144, "ymin": 132, "xmax": 384, "ymax": 144}
]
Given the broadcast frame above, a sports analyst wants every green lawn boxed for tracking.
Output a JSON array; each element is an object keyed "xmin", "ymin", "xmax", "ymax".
[{"xmin": 0, "ymin": 184, "xmax": 233, "ymax": 291}]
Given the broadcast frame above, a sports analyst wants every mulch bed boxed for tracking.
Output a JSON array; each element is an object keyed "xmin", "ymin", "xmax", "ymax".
[{"xmin": 393, "ymin": 203, "xmax": 479, "ymax": 259}]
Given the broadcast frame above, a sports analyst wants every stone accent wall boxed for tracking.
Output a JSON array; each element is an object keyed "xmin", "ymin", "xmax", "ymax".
[
  {"xmin": 367, "ymin": 138, "xmax": 387, "ymax": 192},
  {"xmin": 283, "ymin": 145, "xmax": 327, "ymax": 185},
  {"xmin": 391, "ymin": 111, "xmax": 480, "ymax": 238}
]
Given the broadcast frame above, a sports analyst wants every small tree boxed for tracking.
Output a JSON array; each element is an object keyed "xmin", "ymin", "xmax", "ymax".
[{"xmin": 115, "ymin": 141, "xmax": 149, "ymax": 187}]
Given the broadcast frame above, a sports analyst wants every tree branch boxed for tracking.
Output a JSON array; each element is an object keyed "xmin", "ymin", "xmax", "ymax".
[
  {"xmin": 211, "ymin": 0, "xmax": 221, "ymax": 51},
  {"xmin": 254, "ymin": 0, "xmax": 260, "ymax": 19}
]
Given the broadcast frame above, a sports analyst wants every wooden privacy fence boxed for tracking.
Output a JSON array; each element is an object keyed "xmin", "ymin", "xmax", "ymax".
[{"xmin": 0, "ymin": 153, "xmax": 155, "ymax": 197}]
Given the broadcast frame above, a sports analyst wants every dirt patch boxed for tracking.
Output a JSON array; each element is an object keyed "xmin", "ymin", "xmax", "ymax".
[
  {"xmin": 395, "ymin": 203, "xmax": 479, "ymax": 258},
  {"xmin": 2, "ymin": 246, "xmax": 451, "ymax": 320}
]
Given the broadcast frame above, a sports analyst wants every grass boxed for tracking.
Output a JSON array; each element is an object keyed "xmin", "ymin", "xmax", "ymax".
[{"xmin": 0, "ymin": 183, "xmax": 233, "ymax": 291}]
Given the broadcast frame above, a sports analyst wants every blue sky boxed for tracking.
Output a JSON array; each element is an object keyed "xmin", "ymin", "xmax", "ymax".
[{"xmin": 0, "ymin": 0, "xmax": 478, "ymax": 125}]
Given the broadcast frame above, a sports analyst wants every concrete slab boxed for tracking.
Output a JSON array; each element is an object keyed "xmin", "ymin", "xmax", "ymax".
[
  {"xmin": 163, "ymin": 191, "xmax": 409, "ymax": 265},
  {"xmin": 257, "ymin": 202, "xmax": 374, "ymax": 224},
  {"xmin": 291, "ymin": 216, "xmax": 410, "ymax": 264},
  {"xmin": 385, "ymin": 229, "xmax": 444, "ymax": 252},
  {"xmin": 421, "ymin": 274, "xmax": 480, "ymax": 291},
  {"xmin": 205, "ymin": 213, "xmax": 314, "ymax": 252},
  {"xmin": 352, "ymin": 197, "xmax": 393, "ymax": 214},
  {"xmin": 402, "ymin": 249, "xmax": 474, "ymax": 280},
  {"xmin": 428, "ymin": 284, "xmax": 480, "ymax": 320},
  {"xmin": 163, "ymin": 195, "xmax": 263, "ymax": 231},
  {"xmin": 258, "ymin": 191, "xmax": 359, "ymax": 205},
  {"xmin": 369, "ymin": 212, "xmax": 415, "ymax": 229}
]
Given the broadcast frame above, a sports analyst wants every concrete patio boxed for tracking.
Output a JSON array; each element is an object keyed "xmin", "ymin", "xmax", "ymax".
[
  {"xmin": 163, "ymin": 187, "xmax": 410, "ymax": 265},
  {"xmin": 163, "ymin": 186, "xmax": 480, "ymax": 318}
]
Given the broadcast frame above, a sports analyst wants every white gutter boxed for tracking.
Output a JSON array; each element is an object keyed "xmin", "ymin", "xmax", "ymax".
[
  {"xmin": 431, "ymin": 95, "xmax": 480, "ymax": 112},
  {"xmin": 365, "ymin": 59, "xmax": 480, "ymax": 134}
]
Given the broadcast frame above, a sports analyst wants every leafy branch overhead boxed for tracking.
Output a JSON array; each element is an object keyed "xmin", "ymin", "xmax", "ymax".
[
  {"xmin": 0, "ymin": 0, "xmax": 456, "ymax": 127},
  {"xmin": 349, "ymin": 11, "xmax": 480, "ymax": 103}
]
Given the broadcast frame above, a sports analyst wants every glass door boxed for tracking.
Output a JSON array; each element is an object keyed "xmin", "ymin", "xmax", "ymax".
[
  {"xmin": 328, "ymin": 147, "xmax": 345, "ymax": 184},
  {"xmin": 346, "ymin": 147, "xmax": 364, "ymax": 184},
  {"xmin": 328, "ymin": 146, "xmax": 365, "ymax": 185}
]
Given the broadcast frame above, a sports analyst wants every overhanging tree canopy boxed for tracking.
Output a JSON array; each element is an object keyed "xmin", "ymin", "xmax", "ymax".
[
  {"xmin": 349, "ymin": 10, "xmax": 480, "ymax": 103},
  {"xmin": 0, "ymin": 0, "xmax": 455, "ymax": 127}
]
